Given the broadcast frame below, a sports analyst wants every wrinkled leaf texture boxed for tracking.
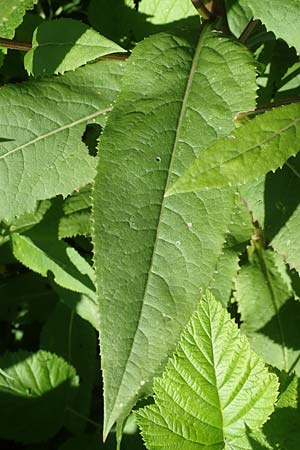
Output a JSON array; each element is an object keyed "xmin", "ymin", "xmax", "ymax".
[
  {"xmin": 136, "ymin": 294, "xmax": 278, "ymax": 450},
  {"xmin": 167, "ymin": 104, "xmax": 300, "ymax": 196},
  {"xmin": 93, "ymin": 25, "xmax": 256, "ymax": 437},
  {"xmin": 227, "ymin": 0, "xmax": 300, "ymax": 51},
  {"xmin": 0, "ymin": 59, "xmax": 124, "ymax": 221}
]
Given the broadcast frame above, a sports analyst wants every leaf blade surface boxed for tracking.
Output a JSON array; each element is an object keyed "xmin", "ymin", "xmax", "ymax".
[
  {"xmin": 136, "ymin": 294, "xmax": 278, "ymax": 450},
  {"xmin": 0, "ymin": 0, "xmax": 38, "ymax": 39},
  {"xmin": 167, "ymin": 104, "xmax": 300, "ymax": 196},
  {"xmin": 24, "ymin": 18, "xmax": 125, "ymax": 76},
  {"xmin": 0, "ymin": 350, "xmax": 78, "ymax": 443},
  {"xmin": 0, "ymin": 59, "xmax": 124, "ymax": 220},
  {"xmin": 93, "ymin": 27, "xmax": 257, "ymax": 437},
  {"xmin": 235, "ymin": 248, "xmax": 300, "ymax": 374}
]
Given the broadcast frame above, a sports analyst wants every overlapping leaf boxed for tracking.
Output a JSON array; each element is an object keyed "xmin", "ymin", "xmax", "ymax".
[
  {"xmin": 136, "ymin": 294, "xmax": 278, "ymax": 450},
  {"xmin": 0, "ymin": 350, "xmax": 78, "ymax": 443},
  {"xmin": 240, "ymin": 154, "xmax": 300, "ymax": 274},
  {"xmin": 88, "ymin": 0, "xmax": 198, "ymax": 46},
  {"xmin": 0, "ymin": 0, "xmax": 38, "ymax": 39},
  {"xmin": 59, "ymin": 186, "xmax": 92, "ymax": 239},
  {"xmin": 248, "ymin": 0, "xmax": 300, "ymax": 51},
  {"xmin": 11, "ymin": 200, "xmax": 96, "ymax": 298},
  {"xmin": 248, "ymin": 372, "xmax": 300, "ymax": 449},
  {"xmin": 235, "ymin": 247, "xmax": 300, "ymax": 374},
  {"xmin": 225, "ymin": 0, "xmax": 300, "ymax": 51},
  {"xmin": 93, "ymin": 26, "xmax": 257, "ymax": 436},
  {"xmin": 0, "ymin": 59, "xmax": 125, "ymax": 220},
  {"xmin": 208, "ymin": 194, "xmax": 253, "ymax": 307},
  {"xmin": 270, "ymin": 155, "xmax": 300, "ymax": 273},
  {"xmin": 167, "ymin": 104, "xmax": 300, "ymax": 196},
  {"xmin": 225, "ymin": 0, "xmax": 252, "ymax": 38},
  {"xmin": 24, "ymin": 19, "xmax": 125, "ymax": 76}
]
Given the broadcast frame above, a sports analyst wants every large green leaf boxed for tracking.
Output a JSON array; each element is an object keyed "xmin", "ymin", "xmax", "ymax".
[
  {"xmin": 41, "ymin": 303, "xmax": 97, "ymax": 434},
  {"xmin": 93, "ymin": 26, "xmax": 256, "ymax": 436},
  {"xmin": 167, "ymin": 104, "xmax": 300, "ymax": 196},
  {"xmin": 235, "ymin": 247, "xmax": 300, "ymax": 374},
  {"xmin": 0, "ymin": 350, "xmax": 78, "ymax": 443},
  {"xmin": 0, "ymin": 0, "xmax": 38, "ymax": 39},
  {"xmin": 0, "ymin": 59, "xmax": 125, "ymax": 221},
  {"xmin": 24, "ymin": 19, "xmax": 125, "ymax": 76},
  {"xmin": 135, "ymin": 293, "xmax": 278, "ymax": 450}
]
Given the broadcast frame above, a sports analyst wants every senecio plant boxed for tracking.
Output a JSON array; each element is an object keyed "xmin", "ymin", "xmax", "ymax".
[{"xmin": 1, "ymin": 0, "xmax": 300, "ymax": 449}]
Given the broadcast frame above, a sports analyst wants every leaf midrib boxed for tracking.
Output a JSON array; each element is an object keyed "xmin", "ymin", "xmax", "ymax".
[
  {"xmin": 203, "ymin": 115, "xmax": 300, "ymax": 176},
  {"xmin": 0, "ymin": 107, "xmax": 112, "ymax": 161},
  {"xmin": 107, "ymin": 23, "xmax": 211, "ymax": 428},
  {"xmin": 168, "ymin": 112, "xmax": 300, "ymax": 195}
]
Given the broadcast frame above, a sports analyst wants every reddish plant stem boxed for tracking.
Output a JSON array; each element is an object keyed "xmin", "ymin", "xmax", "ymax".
[
  {"xmin": 236, "ymin": 97, "xmax": 300, "ymax": 120},
  {"xmin": 0, "ymin": 37, "xmax": 32, "ymax": 51}
]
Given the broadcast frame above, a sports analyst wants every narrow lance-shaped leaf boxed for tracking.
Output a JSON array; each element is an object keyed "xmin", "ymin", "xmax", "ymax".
[
  {"xmin": 24, "ymin": 19, "xmax": 126, "ymax": 77},
  {"xmin": 166, "ymin": 104, "xmax": 300, "ymax": 196},
  {"xmin": 0, "ymin": 59, "xmax": 125, "ymax": 221},
  {"xmin": 135, "ymin": 293, "xmax": 279, "ymax": 450},
  {"xmin": 93, "ymin": 25, "xmax": 256, "ymax": 437}
]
